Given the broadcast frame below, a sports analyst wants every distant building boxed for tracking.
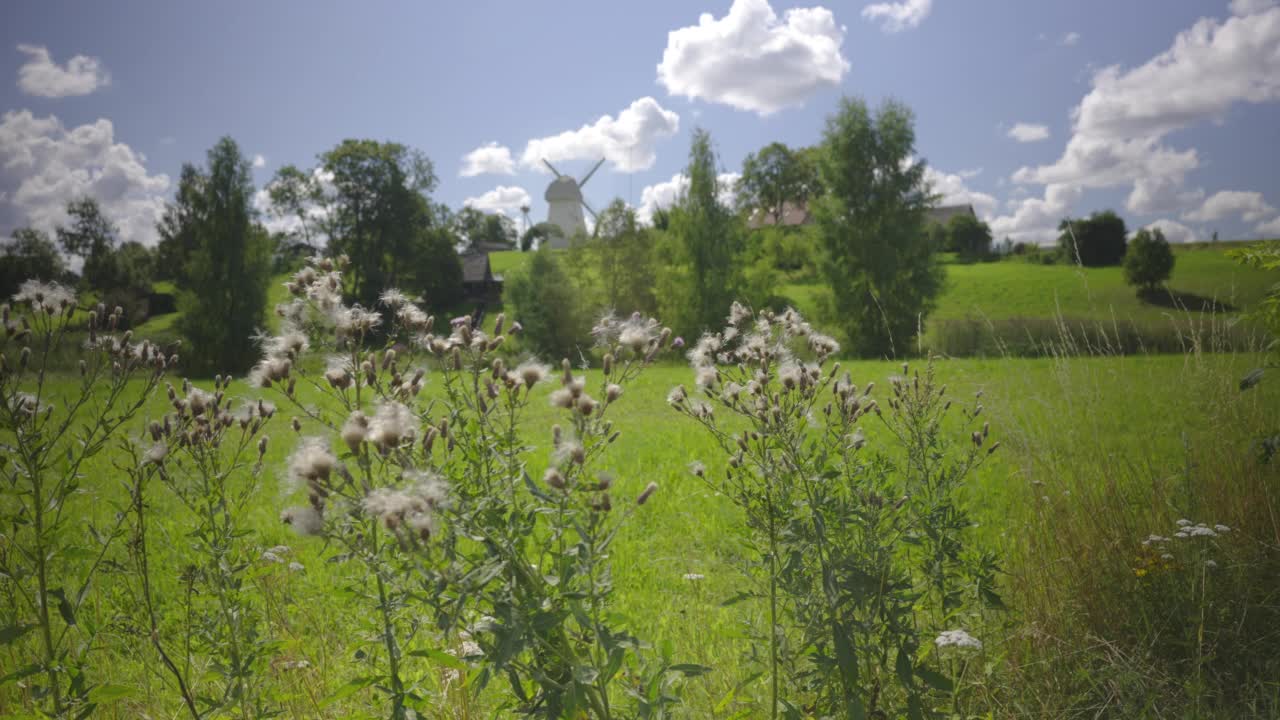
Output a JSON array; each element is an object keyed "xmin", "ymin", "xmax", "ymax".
[
  {"xmin": 925, "ymin": 203, "xmax": 976, "ymax": 227},
  {"xmin": 461, "ymin": 252, "xmax": 502, "ymax": 304}
]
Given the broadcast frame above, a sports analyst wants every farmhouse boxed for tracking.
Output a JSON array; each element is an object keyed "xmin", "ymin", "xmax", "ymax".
[
  {"xmin": 925, "ymin": 203, "xmax": 977, "ymax": 227},
  {"xmin": 461, "ymin": 251, "xmax": 502, "ymax": 304}
]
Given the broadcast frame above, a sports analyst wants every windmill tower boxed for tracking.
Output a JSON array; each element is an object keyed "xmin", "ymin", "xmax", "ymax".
[{"xmin": 542, "ymin": 158, "xmax": 604, "ymax": 249}]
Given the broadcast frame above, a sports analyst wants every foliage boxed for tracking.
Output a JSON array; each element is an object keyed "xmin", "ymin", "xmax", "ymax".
[
  {"xmin": 456, "ymin": 207, "xmax": 518, "ymax": 254},
  {"xmin": 658, "ymin": 129, "xmax": 747, "ymax": 340},
  {"xmin": 812, "ymin": 96, "xmax": 942, "ymax": 357},
  {"xmin": 521, "ymin": 222, "xmax": 563, "ymax": 252},
  {"xmin": 156, "ymin": 163, "xmax": 206, "ymax": 283},
  {"xmin": 944, "ymin": 213, "xmax": 993, "ymax": 259},
  {"xmin": 0, "ymin": 282, "xmax": 169, "ymax": 716},
  {"xmin": 319, "ymin": 139, "xmax": 461, "ymax": 309},
  {"xmin": 736, "ymin": 142, "xmax": 819, "ymax": 224},
  {"xmin": 572, "ymin": 200, "xmax": 659, "ymax": 317},
  {"xmin": 1124, "ymin": 226, "xmax": 1176, "ymax": 291},
  {"xmin": 0, "ymin": 228, "xmax": 66, "ymax": 299},
  {"xmin": 255, "ymin": 259, "xmax": 690, "ymax": 718},
  {"xmin": 505, "ymin": 247, "xmax": 593, "ymax": 360},
  {"xmin": 670, "ymin": 304, "xmax": 1001, "ymax": 718},
  {"xmin": 55, "ymin": 197, "xmax": 155, "ymax": 321},
  {"xmin": 1058, "ymin": 210, "xmax": 1128, "ymax": 267},
  {"xmin": 265, "ymin": 164, "xmax": 326, "ymax": 250},
  {"xmin": 175, "ymin": 136, "xmax": 274, "ymax": 376}
]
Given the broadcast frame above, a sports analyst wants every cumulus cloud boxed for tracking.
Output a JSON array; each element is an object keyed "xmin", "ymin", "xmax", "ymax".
[
  {"xmin": 924, "ymin": 166, "xmax": 997, "ymax": 219},
  {"xmin": 1007, "ymin": 123, "xmax": 1050, "ymax": 142},
  {"xmin": 460, "ymin": 142, "xmax": 515, "ymax": 177},
  {"xmin": 995, "ymin": 6, "xmax": 1280, "ymax": 241},
  {"xmin": 0, "ymin": 110, "xmax": 169, "ymax": 246},
  {"xmin": 1231, "ymin": 0, "xmax": 1277, "ymax": 16},
  {"xmin": 1143, "ymin": 218, "xmax": 1199, "ymax": 244},
  {"xmin": 16, "ymin": 44, "xmax": 111, "ymax": 98},
  {"xmin": 1059, "ymin": 31, "xmax": 1081, "ymax": 46},
  {"xmin": 252, "ymin": 154, "xmax": 266, "ymax": 169},
  {"xmin": 861, "ymin": 0, "xmax": 932, "ymax": 32},
  {"xmin": 637, "ymin": 172, "xmax": 740, "ymax": 224},
  {"xmin": 463, "ymin": 185, "xmax": 532, "ymax": 216},
  {"xmin": 521, "ymin": 97, "xmax": 679, "ymax": 173},
  {"xmin": 1183, "ymin": 190, "xmax": 1275, "ymax": 222},
  {"xmin": 1255, "ymin": 215, "xmax": 1280, "ymax": 236},
  {"xmin": 990, "ymin": 184, "xmax": 1082, "ymax": 245},
  {"xmin": 657, "ymin": 0, "xmax": 849, "ymax": 115}
]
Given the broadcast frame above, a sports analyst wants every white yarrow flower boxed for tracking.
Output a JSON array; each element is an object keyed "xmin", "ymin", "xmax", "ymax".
[{"xmin": 935, "ymin": 629, "xmax": 982, "ymax": 651}]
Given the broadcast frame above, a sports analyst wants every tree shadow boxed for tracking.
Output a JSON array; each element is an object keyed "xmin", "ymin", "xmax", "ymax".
[{"xmin": 1138, "ymin": 287, "xmax": 1237, "ymax": 313}]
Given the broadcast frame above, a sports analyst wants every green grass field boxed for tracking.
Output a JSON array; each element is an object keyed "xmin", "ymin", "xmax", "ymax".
[{"xmin": 5, "ymin": 343, "xmax": 1276, "ymax": 717}]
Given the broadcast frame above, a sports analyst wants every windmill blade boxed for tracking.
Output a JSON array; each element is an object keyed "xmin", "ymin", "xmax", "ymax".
[
  {"xmin": 578, "ymin": 157, "xmax": 606, "ymax": 187},
  {"xmin": 580, "ymin": 199, "xmax": 599, "ymax": 221},
  {"xmin": 542, "ymin": 159, "xmax": 563, "ymax": 177}
]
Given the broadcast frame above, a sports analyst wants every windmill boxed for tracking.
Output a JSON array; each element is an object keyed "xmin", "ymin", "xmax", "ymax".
[{"xmin": 542, "ymin": 157, "xmax": 604, "ymax": 249}]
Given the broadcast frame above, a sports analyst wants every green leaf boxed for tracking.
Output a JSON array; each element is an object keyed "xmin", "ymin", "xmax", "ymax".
[
  {"xmin": 668, "ymin": 663, "xmax": 713, "ymax": 677},
  {"xmin": 0, "ymin": 664, "xmax": 41, "ymax": 684},
  {"xmin": 51, "ymin": 587, "xmax": 76, "ymax": 627},
  {"xmin": 914, "ymin": 666, "xmax": 953, "ymax": 692},
  {"xmin": 0, "ymin": 623, "xmax": 35, "ymax": 645},
  {"xmin": 322, "ymin": 675, "xmax": 379, "ymax": 705},
  {"xmin": 408, "ymin": 648, "xmax": 467, "ymax": 671},
  {"xmin": 894, "ymin": 647, "xmax": 914, "ymax": 689},
  {"xmin": 88, "ymin": 684, "xmax": 134, "ymax": 703}
]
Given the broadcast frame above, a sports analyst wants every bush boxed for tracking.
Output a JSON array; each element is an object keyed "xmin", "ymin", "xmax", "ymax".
[
  {"xmin": 1059, "ymin": 210, "xmax": 1128, "ymax": 267},
  {"xmin": 1124, "ymin": 227, "xmax": 1176, "ymax": 291},
  {"xmin": 504, "ymin": 246, "xmax": 593, "ymax": 359},
  {"xmin": 945, "ymin": 213, "xmax": 994, "ymax": 259}
]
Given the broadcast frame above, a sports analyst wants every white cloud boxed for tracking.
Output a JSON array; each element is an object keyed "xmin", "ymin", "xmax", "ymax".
[
  {"xmin": 16, "ymin": 44, "xmax": 111, "ymax": 98},
  {"xmin": 1007, "ymin": 123, "xmax": 1050, "ymax": 143},
  {"xmin": 1059, "ymin": 31, "xmax": 1081, "ymax": 46},
  {"xmin": 990, "ymin": 183, "xmax": 1082, "ymax": 245},
  {"xmin": 0, "ymin": 110, "xmax": 169, "ymax": 246},
  {"xmin": 1144, "ymin": 218, "xmax": 1199, "ymax": 244},
  {"xmin": 1255, "ymin": 215, "xmax": 1280, "ymax": 236},
  {"xmin": 1231, "ymin": 0, "xmax": 1277, "ymax": 16},
  {"xmin": 252, "ymin": 154, "xmax": 266, "ymax": 169},
  {"xmin": 924, "ymin": 166, "xmax": 997, "ymax": 219},
  {"xmin": 460, "ymin": 142, "xmax": 515, "ymax": 177},
  {"xmin": 637, "ymin": 172, "xmax": 740, "ymax": 224},
  {"xmin": 254, "ymin": 167, "xmax": 334, "ymax": 241},
  {"xmin": 521, "ymin": 97, "xmax": 679, "ymax": 173},
  {"xmin": 463, "ymin": 185, "xmax": 532, "ymax": 216},
  {"xmin": 657, "ymin": 0, "xmax": 849, "ymax": 115},
  {"xmin": 861, "ymin": 0, "xmax": 932, "ymax": 32},
  {"xmin": 1183, "ymin": 190, "xmax": 1275, "ymax": 222},
  {"xmin": 996, "ymin": 6, "xmax": 1280, "ymax": 240}
]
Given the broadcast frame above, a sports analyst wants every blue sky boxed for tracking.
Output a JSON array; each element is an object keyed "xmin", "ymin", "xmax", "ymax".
[{"xmin": 2, "ymin": 0, "xmax": 1279, "ymax": 247}]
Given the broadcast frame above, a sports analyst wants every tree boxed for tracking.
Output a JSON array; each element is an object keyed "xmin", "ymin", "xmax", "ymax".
[
  {"xmin": 0, "ymin": 228, "xmax": 66, "ymax": 298},
  {"xmin": 945, "ymin": 213, "xmax": 993, "ymax": 258},
  {"xmin": 504, "ymin": 247, "xmax": 591, "ymax": 359},
  {"xmin": 175, "ymin": 137, "xmax": 273, "ymax": 375},
  {"xmin": 1058, "ymin": 210, "xmax": 1127, "ymax": 267},
  {"xmin": 456, "ymin": 207, "xmax": 517, "ymax": 253},
  {"xmin": 319, "ymin": 139, "xmax": 458, "ymax": 308},
  {"xmin": 737, "ymin": 142, "xmax": 820, "ymax": 224},
  {"xmin": 56, "ymin": 197, "xmax": 119, "ymax": 291},
  {"xmin": 156, "ymin": 163, "xmax": 206, "ymax": 282},
  {"xmin": 579, "ymin": 200, "xmax": 658, "ymax": 316},
  {"xmin": 659, "ymin": 128, "xmax": 747, "ymax": 338},
  {"xmin": 520, "ymin": 222, "xmax": 562, "ymax": 252},
  {"xmin": 812, "ymin": 97, "xmax": 942, "ymax": 357},
  {"xmin": 1124, "ymin": 227, "xmax": 1175, "ymax": 292},
  {"xmin": 266, "ymin": 164, "xmax": 326, "ymax": 249}
]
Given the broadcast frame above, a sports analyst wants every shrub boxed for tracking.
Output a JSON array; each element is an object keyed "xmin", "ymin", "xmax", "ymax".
[
  {"xmin": 1124, "ymin": 227, "xmax": 1176, "ymax": 291},
  {"xmin": 505, "ymin": 246, "xmax": 593, "ymax": 359},
  {"xmin": 1058, "ymin": 210, "xmax": 1128, "ymax": 267},
  {"xmin": 945, "ymin": 213, "xmax": 994, "ymax": 259}
]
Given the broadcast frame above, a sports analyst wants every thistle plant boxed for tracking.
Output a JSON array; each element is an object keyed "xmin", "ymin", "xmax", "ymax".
[
  {"xmin": 0, "ymin": 281, "xmax": 169, "ymax": 716},
  {"xmin": 259, "ymin": 258, "xmax": 688, "ymax": 718},
  {"xmin": 121, "ymin": 375, "xmax": 276, "ymax": 719},
  {"xmin": 669, "ymin": 303, "xmax": 1002, "ymax": 718}
]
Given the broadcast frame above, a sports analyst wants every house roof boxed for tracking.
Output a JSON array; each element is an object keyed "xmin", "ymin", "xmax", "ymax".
[
  {"xmin": 461, "ymin": 253, "xmax": 493, "ymax": 284},
  {"xmin": 925, "ymin": 203, "xmax": 976, "ymax": 226},
  {"xmin": 747, "ymin": 201, "xmax": 812, "ymax": 229}
]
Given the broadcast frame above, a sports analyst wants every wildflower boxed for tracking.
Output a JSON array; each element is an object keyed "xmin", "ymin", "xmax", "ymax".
[
  {"xmin": 688, "ymin": 461, "xmax": 705, "ymax": 478},
  {"xmin": 363, "ymin": 473, "xmax": 448, "ymax": 537},
  {"xmin": 261, "ymin": 331, "xmax": 309, "ymax": 360},
  {"xmin": 1187, "ymin": 525, "xmax": 1217, "ymax": 538},
  {"xmin": 281, "ymin": 659, "xmax": 311, "ymax": 670},
  {"xmin": 576, "ymin": 394, "xmax": 598, "ymax": 416},
  {"xmin": 1141, "ymin": 534, "xmax": 1168, "ymax": 546},
  {"xmin": 934, "ymin": 629, "xmax": 982, "ymax": 651},
  {"xmin": 333, "ymin": 306, "xmax": 382, "ymax": 336},
  {"xmin": 549, "ymin": 388, "xmax": 574, "ymax": 409},
  {"xmin": 268, "ymin": 545, "xmax": 291, "ymax": 555},
  {"xmin": 341, "ymin": 411, "xmax": 369, "ymax": 452},
  {"xmin": 261, "ymin": 550, "xmax": 284, "ymax": 564},
  {"xmin": 544, "ymin": 467, "xmax": 566, "ymax": 490},
  {"xmin": 689, "ymin": 399, "xmax": 713, "ymax": 419},
  {"xmin": 144, "ymin": 441, "xmax": 168, "ymax": 465},
  {"xmin": 379, "ymin": 288, "xmax": 411, "ymax": 309},
  {"xmin": 682, "ymin": 573, "xmax": 705, "ymax": 581},
  {"xmin": 288, "ymin": 437, "xmax": 337, "ymax": 491},
  {"xmin": 847, "ymin": 428, "xmax": 867, "ymax": 450},
  {"xmin": 514, "ymin": 360, "xmax": 551, "ymax": 388},
  {"xmin": 1214, "ymin": 524, "xmax": 1231, "ymax": 533},
  {"xmin": 1205, "ymin": 560, "xmax": 1218, "ymax": 569},
  {"xmin": 281, "ymin": 506, "xmax": 324, "ymax": 536},
  {"xmin": 368, "ymin": 402, "xmax": 418, "ymax": 451},
  {"xmin": 553, "ymin": 439, "xmax": 586, "ymax": 467},
  {"xmin": 1176, "ymin": 518, "xmax": 1192, "ymax": 527},
  {"xmin": 605, "ymin": 383, "xmax": 623, "ymax": 402},
  {"xmin": 695, "ymin": 366, "xmax": 718, "ymax": 388},
  {"xmin": 727, "ymin": 301, "xmax": 751, "ymax": 326},
  {"xmin": 667, "ymin": 385, "xmax": 687, "ymax": 405},
  {"xmin": 13, "ymin": 279, "xmax": 75, "ymax": 314},
  {"xmin": 1161, "ymin": 553, "xmax": 1174, "ymax": 561},
  {"xmin": 688, "ymin": 333, "xmax": 721, "ymax": 367},
  {"xmin": 637, "ymin": 481, "xmax": 658, "ymax": 505}
]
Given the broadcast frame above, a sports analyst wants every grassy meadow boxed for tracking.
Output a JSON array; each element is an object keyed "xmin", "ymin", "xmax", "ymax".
[{"xmin": 4, "ymin": 343, "xmax": 1278, "ymax": 717}]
